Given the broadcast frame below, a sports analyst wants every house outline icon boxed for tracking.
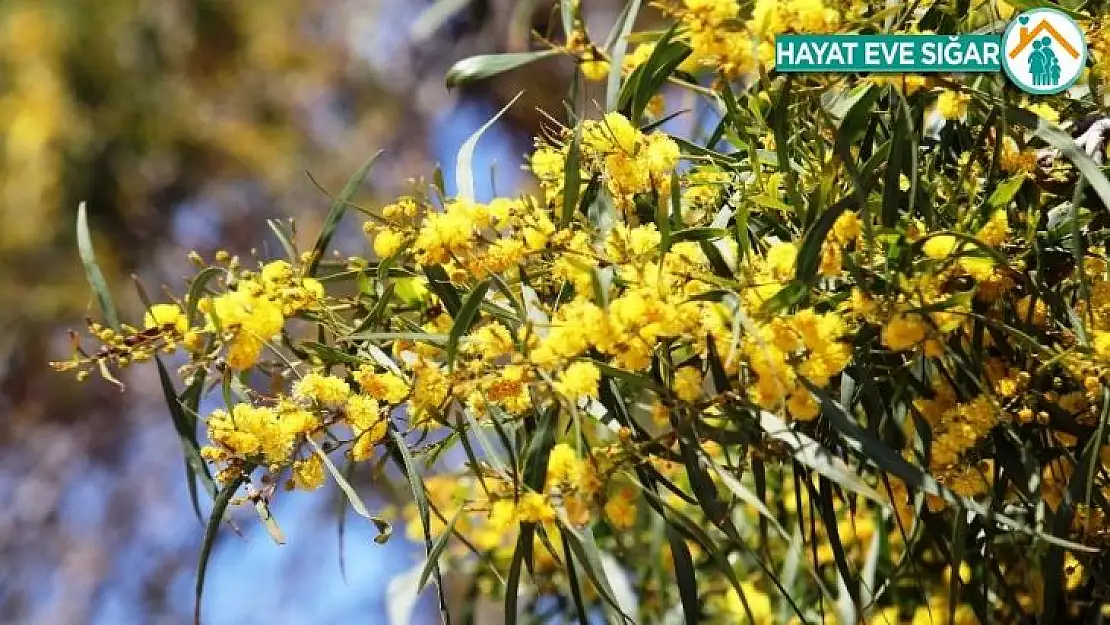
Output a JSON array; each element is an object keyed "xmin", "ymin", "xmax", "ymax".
[{"xmin": 1008, "ymin": 19, "xmax": 1081, "ymax": 60}]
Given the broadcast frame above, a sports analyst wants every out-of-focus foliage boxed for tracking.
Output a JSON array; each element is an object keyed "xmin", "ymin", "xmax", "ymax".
[
  {"xmin": 4, "ymin": 0, "xmax": 581, "ymax": 621},
  {"xmin": 57, "ymin": 0, "xmax": 1110, "ymax": 623}
]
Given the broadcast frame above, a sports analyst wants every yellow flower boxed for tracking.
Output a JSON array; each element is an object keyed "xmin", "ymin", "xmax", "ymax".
[
  {"xmin": 555, "ymin": 361, "xmax": 601, "ymax": 400},
  {"xmin": 585, "ymin": 112, "xmax": 640, "ymax": 154},
  {"xmin": 1025, "ymin": 102, "xmax": 1059, "ymax": 123},
  {"xmin": 976, "ymin": 209, "xmax": 1008, "ymax": 247},
  {"xmin": 373, "ymin": 227, "xmax": 405, "ymax": 258},
  {"xmin": 293, "ymin": 372, "xmax": 352, "ymax": 408},
  {"xmin": 547, "ymin": 443, "xmax": 584, "ymax": 486},
  {"xmin": 580, "ymin": 57, "xmax": 610, "ymax": 81},
  {"xmin": 643, "ymin": 132, "xmax": 681, "ymax": 179},
  {"xmin": 923, "ymin": 235, "xmax": 958, "ymax": 259},
  {"xmin": 936, "ymin": 90, "xmax": 970, "ymax": 120},
  {"xmin": 354, "ymin": 367, "xmax": 409, "ymax": 403},
  {"xmin": 517, "ymin": 492, "xmax": 556, "ymax": 523},
  {"xmin": 144, "ymin": 303, "xmax": 187, "ymax": 333},
  {"xmin": 765, "ymin": 242, "xmax": 798, "ymax": 280},
  {"xmin": 673, "ymin": 366, "xmax": 703, "ymax": 402},
  {"xmin": 883, "ymin": 313, "xmax": 927, "ymax": 352},
  {"xmin": 604, "ymin": 491, "xmax": 637, "ymax": 529},
  {"xmin": 786, "ymin": 388, "xmax": 820, "ymax": 420},
  {"xmin": 292, "ymin": 455, "xmax": 326, "ymax": 491}
]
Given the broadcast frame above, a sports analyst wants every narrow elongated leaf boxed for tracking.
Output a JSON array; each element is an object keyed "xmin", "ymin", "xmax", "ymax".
[
  {"xmin": 795, "ymin": 197, "xmax": 852, "ymax": 283},
  {"xmin": 185, "ymin": 266, "xmax": 224, "ymax": 327},
  {"xmin": 668, "ymin": 524, "xmax": 699, "ymax": 625},
  {"xmin": 195, "ymin": 475, "xmax": 245, "ymax": 625},
  {"xmin": 832, "ymin": 84, "xmax": 879, "ymax": 155},
  {"xmin": 671, "ymin": 227, "xmax": 729, "ymax": 242},
  {"xmin": 561, "ymin": 123, "xmax": 583, "ymax": 226},
  {"xmin": 447, "ymin": 279, "xmax": 491, "ymax": 370},
  {"xmin": 76, "ymin": 202, "xmax": 119, "ymax": 330},
  {"xmin": 389, "ymin": 430, "xmax": 450, "ymax": 621},
  {"xmin": 759, "ymin": 410, "xmax": 885, "ymax": 504},
  {"xmin": 156, "ymin": 357, "xmax": 216, "ymax": 510},
  {"xmin": 505, "ymin": 523, "xmax": 533, "ymax": 625},
  {"xmin": 416, "ymin": 505, "xmax": 464, "ymax": 591},
  {"xmin": 423, "ymin": 264, "xmax": 462, "ymax": 316},
  {"xmin": 457, "ymin": 92, "xmax": 523, "ymax": 202},
  {"xmin": 308, "ymin": 150, "xmax": 384, "ymax": 276},
  {"xmin": 308, "ymin": 439, "xmax": 391, "ymax": 542},
  {"xmin": 254, "ymin": 498, "xmax": 286, "ymax": 545},
  {"xmin": 605, "ymin": 0, "xmax": 641, "ymax": 112},
  {"xmin": 560, "ymin": 530, "xmax": 590, "ymax": 625},
  {"xmin": 1009, "ymin": 107, "xmax": 1110, "ymax": 212},
  {"xmin": 445, "ymin": 51, "xmax": 559, "ymax": 88}
]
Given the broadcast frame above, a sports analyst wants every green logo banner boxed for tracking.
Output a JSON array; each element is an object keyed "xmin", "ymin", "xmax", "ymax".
[{"xmin": 776, "ymin": 35, "xmax": 1003, "ymax": 73}]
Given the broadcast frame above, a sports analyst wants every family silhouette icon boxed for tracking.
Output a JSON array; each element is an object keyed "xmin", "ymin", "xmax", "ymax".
[{"xmin": 1008, "ymin": 16, "xmax": 1080, "ymax": 87}]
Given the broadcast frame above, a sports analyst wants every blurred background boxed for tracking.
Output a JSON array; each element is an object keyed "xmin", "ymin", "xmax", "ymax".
[{"xmin": 0, "ymin": 0, "xmax": 633, "ymax": 622}]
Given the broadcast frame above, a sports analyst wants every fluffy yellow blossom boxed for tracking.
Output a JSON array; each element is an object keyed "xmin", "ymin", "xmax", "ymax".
[
  {"xmin": 556, "ymin": 361, "xmax": 601, "ymax": 400},
  {"xmin": 144, "ymin": 303, "xmax": 187, "ymax": 333},
  {"xmin": 547, "ymin": 443, "xmax": 586, "ymax": 487},
  {"xmin": 373, "ymin": 227, "xmax": 405, "ymax": 258},
  {"xmin": 517, "ymin": 492, "xmax": 556, "ymax": 523},
  {"xmin": 292, "ymin": 455, "xmax": 326, "ymax": 490},
  {"xmin": 346, "ymin": 394, "xmax": 387, "ymax": 460},
  {"xmin": 883, "ymin": 313, "xmax": 927, "ymax": 352},
  {"xmin": 673, "ymin": 366, "xmax": 703, "ymax": 402},
  {"xmin": 923, "ymin": 235, "xmax": 958, "ymax": 259},
  {"xmin": 977, "ymin": 210, "xmax": 1009, "ymax": 247},
  {"xmin": 354, "ymin": 367, "xmax": 409, "ymax": 403},
  {"xmin": 936, "ymin": 90, "xmax": 971, "ymax": 120},
  {"xmin": 765, "ymin": 242, "xmax": 798, "ymax": 279},
  {"xmin": 604, "ymin": 489, "xmax": 638, "ymax": 529},
  {"xmin": 584, "ymin": 112, "xmax": 639, "ymax": 155},
  {"xmin": 293, "ymin": 372, "xmax": 351, "ymax": 408}
]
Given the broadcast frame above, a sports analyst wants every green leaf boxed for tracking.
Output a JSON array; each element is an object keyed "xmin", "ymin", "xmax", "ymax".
[
  {"xmin": 1009, "ymin": 107, "xmax": 1110, "ymax": 214},
  {"xmin": 560, "ymin": 530, "xmax": 591, "ymax": 625},
  {"xmin": 457, "ymin": 92, "xmax": 523, "ymax": 201},
  {"xmin": 254, "ymin": 498, "xmax": 286, "ymax": 545},
  {"xmin": 557, "ymin": 519, "xmax": 635, "ymax": 623},
  {"xmin": 710, "ymin": 459, "xmax": 789, "ymax": 541},
  {"xmin": 308, "ymin": 438, "xmax": 392, "ymax": 542},
  {"xmin": 881, "ymin": 95, "xmax": 911, "ymax": 227},
  {"xmin": 988, "ymin": 174, "xmax": 1026, "ymax": 208},
  {"xmin": 446, "ymin": 279, "xmax": 491, "ymax": 371},
  {"xmin": 389, "ymin": 430, "xmax": 450, "ymax": 621},
  {"xmin": 185, "ymin": 266, "xmax": 224, "ymax": 328},
  {"xmin": 410, "ymin": 0, "xmax": 471, "ymax": 42},
  {"xmin": 605, "ymin": 0, "xmax": 642, "ymax": 112},
  {"xmin": 156, "ymin": 357, "xmax": 216, "ymax": 512},
  {"xmin": 423, "ymin": 264, "xmax": 462, "ymax": 316},
  {"xmin": 416, "ymin": 505, "xmax": 464, "ymax": 591},
  {"xmin": 667, "ymin": 524, "xmax": 700, "ymax": 625},
  {"xmin": 523, "ymin": 405, "xmax": 559, "ymax": 491},
  {"xmin": 671, "ymin": 227, "xmax": 729, "ymax": 242},
  {"xmin": 561, "ymin": 123, "xmax": 583, "ymax": 226},
  {"xmin": 76, "ymin": 202, "xmax": 120, "ymax": 330},
  {"xmin": 832, "ymin": 84, "xmax": 879, "ymax": 156},
  {"xmin": 308, "ymin": 150, "xmax": 384, "ymax": 276},
  {"xmin": 758, "ymin": 410, "xmax": 886, "ymax": 505},
  {"xmin": 445, "ymin": 50, "xmax": 559, "ymax": 88},
  {"xmin": 266, "ymin": 218, "xmax": 299, "ymax": 262},
  {"xmin": 195, "ymin": 475, "xmax": 245, "ymax": 625},
  {"xmin": 795, "ymin": 197, "xmax": 852, "ymax": 283},
  {"xmin": 617, "ymin": 24, "xmax": 690, "ymax": 123},
  {"xmin": 504, "ymin": 523, "xmax": 533, "ymax": 625}
]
